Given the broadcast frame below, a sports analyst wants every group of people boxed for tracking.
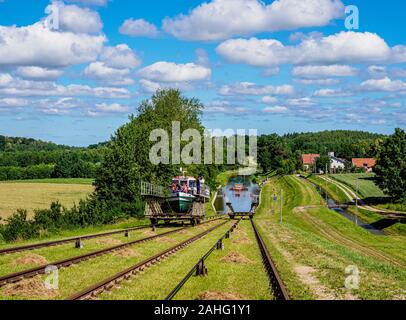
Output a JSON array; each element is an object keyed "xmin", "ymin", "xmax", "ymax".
[{"xmin": 170, "ymin": 176, "xmax": 205, "ymax": 195}]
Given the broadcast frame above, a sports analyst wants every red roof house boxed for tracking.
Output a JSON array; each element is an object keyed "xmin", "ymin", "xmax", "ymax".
[
  {"xmin": 302, "ymin": 154, "xmax": 320, "ymax": 166},
  {"xmin": 352, "ymin": 158, "xmax": 376, "ymax": 170}
]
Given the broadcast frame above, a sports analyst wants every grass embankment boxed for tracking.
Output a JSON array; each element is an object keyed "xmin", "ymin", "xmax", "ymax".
[
  {"xmin": 307, "ymin": 174, "xmax": 405, "ymax": 235},
  {"xmin": 0, "ymin": 181, "xmax": 94, "ymax": 220},
  {"xmin": 0, "ymin": 178, "xmax": 94, "ymax": 185},
  {"xmin": 254, "ymin": 175, "xmax": 406, "ymax": 300},
  {"xmin": 0, "ymin": 220, "xmax": 223, "ymax": 300},
  {"xmin": 331, "ymin": 173, "xmax": 406, "ymax": 212}
]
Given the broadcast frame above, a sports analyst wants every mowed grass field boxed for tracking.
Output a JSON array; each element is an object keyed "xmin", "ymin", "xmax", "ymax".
[
  {"xmin": 255, "ymin": 176, "xmax": 405, "ymax": 300},
  {"xmin": 330, "ymin": 173, "xmax": 386, "ymax": 198},
  {"xmin": 0, "ymin": 179, "xmax": 94, "ymax": 220}
]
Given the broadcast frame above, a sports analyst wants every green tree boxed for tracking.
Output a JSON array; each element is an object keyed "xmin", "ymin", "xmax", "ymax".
[
  {"xmin": 315, "ymin": 155, "xmax": 332, "ymax": 173},
  {"xmin": 375, "ymin": 128, "xmax": 406, "ymax": 200},
  {"xmin": 93, "ymin": 89, "xmax": 208, "ymax": 206}
]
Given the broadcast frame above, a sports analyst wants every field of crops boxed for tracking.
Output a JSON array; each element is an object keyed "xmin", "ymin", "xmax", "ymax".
[
  {"xmin": 0, "ymin": 179, "xmax": 94, "ymax": 219},
  {"xmin": 330, "ymin": 174, "xmax": 386, "ymax": 199}
]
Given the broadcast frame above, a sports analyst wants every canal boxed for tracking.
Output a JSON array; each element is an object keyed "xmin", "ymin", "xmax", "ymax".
[{"xmin": 214, "ymin": 175, "xmax": 260, "ymax": 214}]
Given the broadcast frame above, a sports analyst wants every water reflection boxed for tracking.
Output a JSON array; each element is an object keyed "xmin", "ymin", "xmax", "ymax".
[{"xmin": 215, "ymin": 175, "xmax": 259, "ymax": 214}]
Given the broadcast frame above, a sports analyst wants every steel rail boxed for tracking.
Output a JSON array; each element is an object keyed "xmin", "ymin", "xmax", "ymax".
[
  {"xmin": 0, "ymin": 216, "xmax": 221, "ymax": 256},
  {"xmin": 66, "ymin": 220, "xmax": 229, "ymax": 300},
  {"xmin": 0, "ymin": 218, "xmax": 222, "ymax": 287},
  {"xmin": 164, "ymin": 219, "xmax": 241, "ymax": 300},
  {"xmin": 250, "ymin": 218, "xmax": 290, "ymax": 300}
]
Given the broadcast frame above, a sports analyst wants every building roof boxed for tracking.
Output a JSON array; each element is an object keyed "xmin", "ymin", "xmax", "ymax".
[
  {"xmin": 352, "ymin": 158, "xmax": 376, "ymax": 168},
  {"xmin": 302, "ymin": 154, "xmax": 320, "ymax": 165}
]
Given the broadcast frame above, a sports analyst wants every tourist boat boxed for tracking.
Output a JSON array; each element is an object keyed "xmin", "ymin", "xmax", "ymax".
[
  {"xmin": 169, "ymin": 176, "xmax": 210, "ymax": 213},
  {"xmin": 230, "ymin": 183, "xmax": 248, "ymax": 192}
]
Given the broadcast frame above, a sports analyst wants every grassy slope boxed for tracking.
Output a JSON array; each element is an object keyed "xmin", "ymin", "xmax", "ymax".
[
  {"xmin": 306, "ymin": 174, "xmax": 406, "ymax": 236},
  {"xmin": 331, "ymin": 174, "xmax": 406, "ymax": 212},
  {"xmin": 331, "ymin": 174, "xmax": 385, "ymax": 198},
  {"xmin": 254, "ymin": 175, "xmax": 406, "ymax": 300}
]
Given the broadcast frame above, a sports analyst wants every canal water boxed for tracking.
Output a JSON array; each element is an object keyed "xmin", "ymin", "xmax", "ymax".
[
  {"xmin": 214, "ymin": 175, "xmax": 260, "ymax": 214},
  {"xmin": 301, "ymin": 177, "xmax": 384, "ymax": 235}
]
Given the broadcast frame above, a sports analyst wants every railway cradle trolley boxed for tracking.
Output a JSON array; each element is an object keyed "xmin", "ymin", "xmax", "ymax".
[{"xmin": 141, "ymin": 175, "xmax": 210, "ymax": 226}]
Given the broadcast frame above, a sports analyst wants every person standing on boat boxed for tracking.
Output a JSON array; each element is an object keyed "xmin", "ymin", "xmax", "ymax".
[{"xmin": 197, "ymin": 176, "xmax": 201, "ymax": 195}]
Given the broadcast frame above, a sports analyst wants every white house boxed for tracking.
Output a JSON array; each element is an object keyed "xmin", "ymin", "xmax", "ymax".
[{"xmin": 328, "ymin": 152, "xmax": 346, "ymax": 171}]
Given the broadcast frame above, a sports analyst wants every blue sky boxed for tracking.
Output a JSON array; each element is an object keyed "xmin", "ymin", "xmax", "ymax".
[{"xmin": 0, "ymin": 0, "xmax": 405, "ymax": 146}]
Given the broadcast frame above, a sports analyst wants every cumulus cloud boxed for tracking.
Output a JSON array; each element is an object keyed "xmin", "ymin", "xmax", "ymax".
[
  {"xmin": 65, "ymin": 0, "xmax": 109, "ymax": 6},
  {"xmin": 138, "ymin": 62, "xmax": 211, "ymax": 82},
  {"xmin": 0, "ymin": 75, "xmax": 131, "ymax": 98},
  {"xmin": 15, "ymin": 66, "xmax": 63, "ymax": 81},
  {"xmin": 219, "ymin": 82, "xmax": 295, "ymax": 96},
  {"xmin": 0, "ymin": 98, "xmax": 28, "ymax": 108},
  {"xmin": 100, "ymin": 44, "xmax": 141, "ymax": 69},
  {"xmin": 163, "ymin": 0, "xmax": 344, "ymax": 41},
  {"xmin": 119, "ymin": 18, "xmax": 159, "ymax": 37},
  {"xmin": 294, "ymin": 78, "xmax": 340, "ymax": 85},
  {"xmin": 84, "ymin": 62, "xmax": 134, "ymax": 86},
  {"xmin": 0, "ymin": 73, "xmax": 13, "ymax": 87},
  {"xmin": 47, "ymin": 2, "xmax": 103, "ymax": 35},
  {"xmin": 263, "ymin": 106, "xmax": 288, "ymax": 114},
  {"xmin": 0, "ymin": 22, "xmax": 105, "ymax": 68},
  {"xmin": 360, "ymin": 77, "xmax": 406, "ymax": 92},
  {"xmin": 292, "ymin": 65, "xmax": 358, "ymax": 78},
  {"xmin": 313, "ymin": 88, "xmax": 352, "ymax": 97},
  {"xmin": 367, "ymin": 65, "xmax": 387, "ymax": 78},
  {"xmin": 216, "ymin": 32, "xmax": 405, "ymax": 67}
]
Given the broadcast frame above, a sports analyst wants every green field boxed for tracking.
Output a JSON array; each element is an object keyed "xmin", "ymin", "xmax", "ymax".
[
  {"xmin": 0, "ymin": 179, "xmax": 94, "ymax": 220},
  {"xmin": 330, "ymin": 174, "xmax": 386, "ymax": 198},
  {"xmin": 254, "ymin": 175, "xmax": 405, "ymax": 300}
]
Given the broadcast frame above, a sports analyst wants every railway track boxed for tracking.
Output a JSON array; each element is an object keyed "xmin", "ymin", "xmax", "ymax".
[
  {"xmin": 0, "ymin": 224, "xmax": 153, "ymax": 256},
  {"xmin": 250, "ymin": 218, "xmax": 289, "ymax": 300},
  {"xmin": 0, "ymin": 218, "xmax": 222, "ymax": 288},
  {"xmin": 0, "ymin": 217, "xmax": 221, "ymax": 256},
  {"xmin": 164, "ymin": 218, "xmax": 289, "ymax": 300},
  {"xmin": 66, "ymin": 220, "xmax": 229, "ymax": 300}
]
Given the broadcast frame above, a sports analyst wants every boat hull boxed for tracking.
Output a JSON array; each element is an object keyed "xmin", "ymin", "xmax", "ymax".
[{"xmin": 168, "ymin": 193, "xmax": 194, "ymax": 213}]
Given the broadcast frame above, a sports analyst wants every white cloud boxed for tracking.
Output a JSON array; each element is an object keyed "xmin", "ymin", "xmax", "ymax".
[
  {"xmin": 261, "ymin": 96, "xmax": 278, "ymax": 104},
  {"xmin": 100, "ymin": 44, "xmax": 141, "ymax": 69},
  {"xmin": 94, "ymin": 103, "xmax": 129, "ymax": 113},
  {"xmin": 287, "ymin": 97, "xmax": 316, "ymax": 106},
  {"xmin": 0, "ymin": 22, "xmax": 105, "ymax": 68},
  {"xmin": 0, "ymin": 98, "xmax": 28, "ymax": 107},
  {"xmin": 84, "ymin": 62, "xmax": 134, "ymax": 86},
  {"xmin": 367, "ymin": 65, "xmax": 387, "ymax": 78},
  {"xmin": 139, "ymin": 79, "xmax": 194, "ymax": 94},
  {"xmin": 138, "ymin": 62, "xmax": 211, "ymax": 82},
  {"xmin": 292, "ymin": 65, "xmax": 358, "ymax": 78},
  {"xmin": 0, "ymin": 76, "xmax": 131, "ymax": 98},
  {"xmin": 47, "ymin": 2, "xmax": 103, "ymax": 35},
  {"xmin": 313, "ymin": 88, "xmax": 351, "ymax": 97},
  {"xmin": 294, "ymin": 78, "xmax": 340, "ymax": 85},
  {"xmin": 163, "ymin": 0, "xmax": 344, "ymax": 41},
  {"xmin": 219, "ymin": 82, "xmax": 295, "ymax": 96},
  {"xmin": 15, "ymin": 66, "xmax": 63, "ymax": 81},
  {"xmin": 360, "ymin": 77, "xmax": 406, "ymax": 92},
  {"xmin": 119, "ymin": 18, "xmax": 159, "ymax": 37},
  {"xmin": 65, "ymin": 0, "xmax": 109, "ymax": 6},
  {"xmin": 0, "ymin": 73, "xmax": 13, "ymax": 87},
  {"xmin": 216, "ymin": 32, "xmax": 402, "ymax": 67},
  {"xmin": 263, "ymin": 106, "xmax": 288, "ymax": 114}
]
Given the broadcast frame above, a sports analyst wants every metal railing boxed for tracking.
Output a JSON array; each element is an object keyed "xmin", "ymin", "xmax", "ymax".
[{"xmin": 140, "ymin": 181, "xmax": 169, "ymax": 198}]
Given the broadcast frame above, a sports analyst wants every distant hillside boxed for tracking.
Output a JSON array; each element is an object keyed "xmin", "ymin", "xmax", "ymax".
[
  {"xmin": 0, "ymin": 135, "xmax": 75, "ymax": 152},
  {"xmin": 282, "ymin": 130, "xmax": 386, "ymax": 158}
]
